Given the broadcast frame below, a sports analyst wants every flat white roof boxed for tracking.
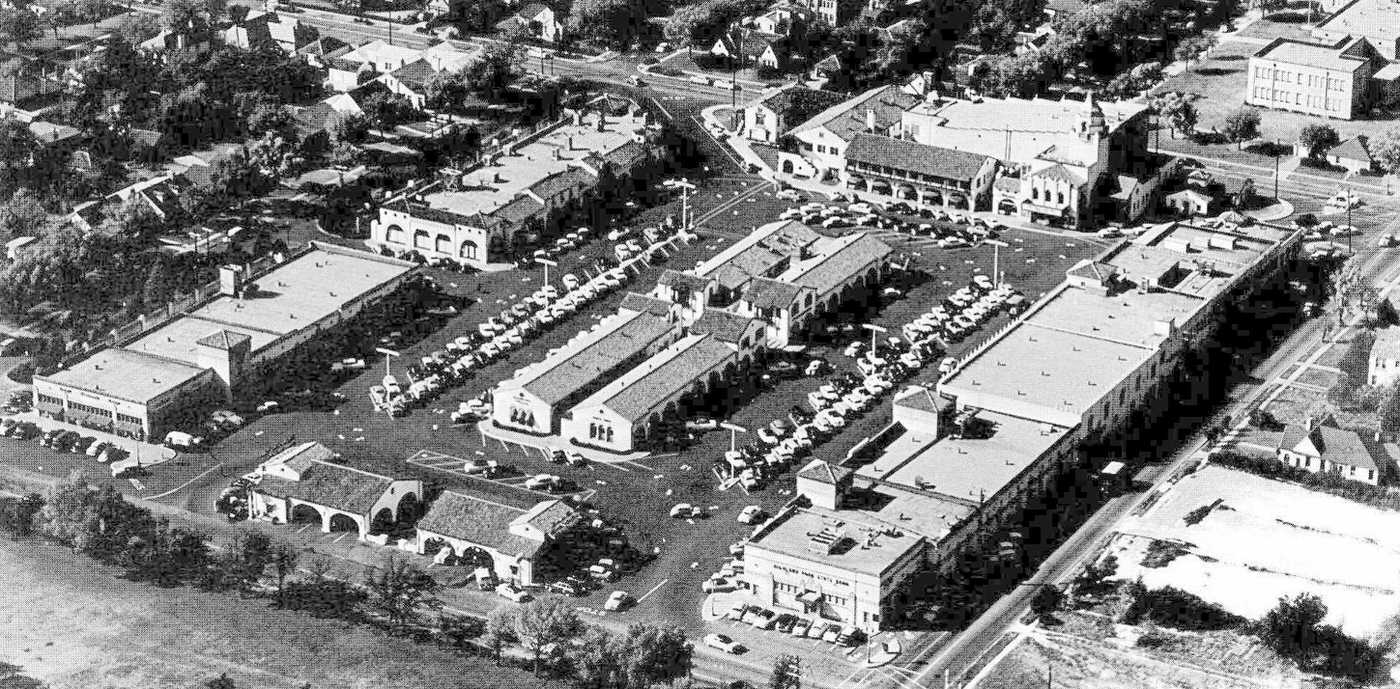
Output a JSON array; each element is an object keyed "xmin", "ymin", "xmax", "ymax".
[{"xmin": 902, "ymin": 95, "xmax": 1147, "ymax": 168}]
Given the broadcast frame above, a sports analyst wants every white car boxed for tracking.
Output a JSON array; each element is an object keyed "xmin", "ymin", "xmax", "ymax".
[
  {"xmin": 843, "ymin": 341, "xmax": 867, "ymax": 357},
  {"xmin": 382, "ymin": 375, "xmax": 402, "ymax": 397},
  {"xmin": 702, "ymin": 576, "xmax": 740, "ymax": 593},
  {"xmin": 670, "ymin": 503, "xmax": 700, "ymax": 518},
  {"xmin": 525, "ymin": 474, "xmax": 558, "ymax": 490},
  {"xmin": 604, "ymin": 590, "xmax": 634, "ymax": 611},
  {"xmin": 703, "ymin": 634, "xmax": 745, "ymax": 654},
  {"xmin": 1326, "ymin": 192, "xmax": 1361, "ymax": 210},
  {"xmin": 776, "ymin": 189, "xmax": 803, "ymax": 201},
  {"xmin": 562, "ymin": 273, "xmax": 581, "ymax": 290},
  {"xmin": 496, "ymin": 582, "xmax": 532, "ymax": 602},
  {"xmin": 737, "ymin": 505, "xmax": 765, "ymax": 524}
]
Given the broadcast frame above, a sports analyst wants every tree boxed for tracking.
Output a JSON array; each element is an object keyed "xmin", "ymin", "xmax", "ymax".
[
  {"xmin": 1222, "ymin": 107, "xmax": 1262, "ymax": 149},
  {"xmin": 1173, "ymin": 34, "xmax": 1216, "ymax": 72},
  {"xmin": 268, "ymin": 538, "xmax": 299, "ymax": 608},
  {"xmin": 0, "ymin": 8, "xmax": 43, "ymax": 51},
  {"xmin": 424, "ymin": 69, "xmax": 472, "ymax": 114},
  {"xmin": 0, "ymin": 492, "xmax": 44, "ymax": 536},
  {"xmin": 1372, "ymin": 127, "xmax": 1400, "ymax": 175},
  {"xmin": 768, "ymin": 654, "xmax": 801, "ymax": 689},
  {"xmin": 574, "ymin": 627, "xmax": 624, "ymax": 689},
  {"xmin": 566, "ymin": 0, "xmax": 644, "ymax": 50},
  {"xmin": 1298, "ymin": 123, "xmax": 1340, "ymax": 160},
  {"xmin": 363, "ymin": 551, "xmax": 441, "ymax": 633},
  {"xmin": 485, "ymin": 605, "xmax": 516, "ymax": 664},
  {"xmin": 462, "ymin": 42, "xmax": 521, "ymax": 98},
  {"xmin": 620, "ymin": 623, "xmax": 692, "ymax": 687},
  {"xmin": 1075, "ymin": 554, "xmax": 1119, "ymax": 596},
  {"xmin": 77, "ymin": 0, "xmax": 107, "ymax": 28},
  {"xmin": 1030, "ymin": 585, "xmax": 1066, "ymax": 619},
  {"xmin": 513, "ymin": 597, "xmax": 583, "ymax": 675},
  {"xmin": 438, "ymin": 612, "xmax": 485, "ymax": 650},
  {"xmin": 229, "ymin": 530, "xmax": 272, "ymax": 592},
  {"xmin": 326, "ymin": 110, "xmax": 369, "ymax": 145},
  {"xmin": 205, "ymin": 673, "xmax": 237, "ymax": 689},
  {"xmin": 115, "ymin": 12, "xmax": 162, "ymax": 45},
  {"xmin": 0, "ymin": 188, "xmax": 49, "ymax": 239},
  {"xmin": 1260, "ymin": 593, "xmax": 1328, "ymax": 664}
]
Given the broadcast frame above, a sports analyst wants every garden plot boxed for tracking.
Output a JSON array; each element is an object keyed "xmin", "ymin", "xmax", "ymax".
[{"xmin": 1108, "ymin": 465, "xmax": 1400, "ymax": 639}]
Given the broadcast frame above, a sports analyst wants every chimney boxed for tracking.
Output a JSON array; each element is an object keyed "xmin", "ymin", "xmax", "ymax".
[{"xmin": 865, "ymin": 108, "xmax": 876, "ymax": 133}]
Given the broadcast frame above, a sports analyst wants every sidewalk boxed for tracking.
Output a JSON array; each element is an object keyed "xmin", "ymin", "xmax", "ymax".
[
  {"xmin": 475, "ymin": 420, "xmax": 655, "ymax": 463},
  {"xmin": 10, "ymin": 410, "xmax": 177, "ymax": 468}
]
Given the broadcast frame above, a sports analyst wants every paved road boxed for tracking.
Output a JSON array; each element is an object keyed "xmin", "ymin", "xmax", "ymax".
[{"xmin": 889, "ymin": 187, "xmax": 1400, "ymax": 689}]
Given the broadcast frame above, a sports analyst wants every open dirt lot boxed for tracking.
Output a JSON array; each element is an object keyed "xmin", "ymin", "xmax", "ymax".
[
  {"xmin": 1108, "ymin": 464, "xmax": 1400, "ymax": 639},
  {"xmin": 972, "ymin": 628, "xmax": 1292, "ymax": 689},
  {"xmin": 0, "ymin": 539, "xmax": 553, "ymax": 689}
]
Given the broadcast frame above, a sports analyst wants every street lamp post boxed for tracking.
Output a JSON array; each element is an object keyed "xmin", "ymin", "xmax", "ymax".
[
  {"xmin": 663, "ymin": 178, "xmax": 696, "ymax": 231},
  {"xmin": 719, "ymin": 422, "xmax": 747, "ymax": 453},
  {"xmin": 535, "ymin": 256, "xmax": 558, "ymax": 286},
  {"xmin": 985, "ymin": 238, "xmax": 1009, "ymax": 288},
  {"xmin": 375, "ymin": 347, "xmax": 400, "ymax": 377},
  {"xmin": 861, "ymin": 323, "xmax": 887, "ymax": 352}
]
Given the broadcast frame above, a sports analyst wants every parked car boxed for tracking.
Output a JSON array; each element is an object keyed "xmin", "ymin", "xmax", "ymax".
[
  {"xmin": 549, "ymin": 580, "xmax": 586, "ymax": 596},
  {"xmin": 670, "ymin": 503, "xmax": 701, "ymax": 518},
  {"xmin": 703, "ymin": 634, "xmax": 745, "ymax": 654},
  {"xmin": 496, "ymin": 582, "xmax": 532, "ymax": 602},
  {"xmin": 604, "ymin": 590, "xmax": 634, "ymax": 611},
  {"xmin": 737, "ymin": 505, "xmax": 766, "ymax": 524},
  {"xmin": 702, "ymin": 575, "xmax": 740, "ymax": 593}
]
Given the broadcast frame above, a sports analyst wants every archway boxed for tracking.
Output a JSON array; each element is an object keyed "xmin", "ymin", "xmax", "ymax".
[
  {"xmin": 328, "ymin": 513, "xmax": 360, "ymax": 535},
  {"xmin": 923, "ymin": 190, "xmax": 942, "ymax": 206},
  {"xmin": 781, "ymin": 159, "xmax": 795, "ymax": 174},
  {"xmin": 847, "ymin": 174, "xmax": 865, "ymax": 190},
  {"xmin": 461, "ymin": 240, "xmax": 479, "ymax": 260},
  {"xmin": 434, "ymin": 234, "xmax": 452, "ymax": 254},
  {"xmin": 870, "ymin": 179, "xmax": 891, "ymax": 196},
  {"xmin": 370, "ymin": 507, "xmax": 395, "ymax": 535},
  {"xmin": 396, "ymin": 492, "xmax": 420, "ymax": 522},
  {"xmin": 385, "ymin": 224, "xmax": 405, "ymax": 244},
  {"xmin": 458, "ymin": 545, "xmax": 494, "ymax": 569},
  {"xmin": 897, "ymin": 184, "xmax": 916, "ymax": 200},
  {"xmin": 413, "ymin": 229, "xmax": 431, "ymax": 249},
  {"xmin": 290, "ymin": 503, "xmax": 322, "ymax": 525},
  {"xmin": 998, "ymin": 199, "xmax": 1016, "ymax": 215}
]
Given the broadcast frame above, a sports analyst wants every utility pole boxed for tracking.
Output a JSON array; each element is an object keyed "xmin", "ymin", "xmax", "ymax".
[
  {"xmin": 1273, "ymin": 143, "xmax": 1280, "ymax": 201},
  {"xmin": 862, "ymin": 323, "xmax": 887, "ymax": 352},
  {"xmin": 719, "ymin": 422, "xmax": 746, "ymax": 452},
  {"xmin": 535, "ymin": 256, "xmax": 557, "ymax": 286},
  {"xmin": 986, "ymin": 239, "xmax": 1009, "ymax": 287}
]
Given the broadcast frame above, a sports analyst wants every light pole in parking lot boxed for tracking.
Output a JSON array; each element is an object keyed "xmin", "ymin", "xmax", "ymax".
[
  {"xmin": 535, "ymin": 257, "xmax": 558, "ymax": 286},
  {"xmin": 375, "ymin": 347, "xmax": 400, "ymax": 376},
  {"xmin": 985, "ymin": 238, "xmax": 1009, "ymax": 288},
  {"xmin": 663, "ymin": 178, "xmax": 696, "ymax": 231},
  {"xmin": 719, "ymin": 422, "xmax": 747, "ymax": 453},
  {"xmin": 861, "ymin": 323, "xmax": 887, "ymax": 352}
]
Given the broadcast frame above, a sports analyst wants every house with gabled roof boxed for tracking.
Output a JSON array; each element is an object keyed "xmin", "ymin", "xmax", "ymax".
[
  {"xmin": 495, "ymin": 3, "xmax": 563, "ymax": 43},
  {"xmin": 377, "ymin": 58, "xmax": 439, "ymax": 109},
  {"xmin": 780, "ymin": 84, "xmax": 920, "ymax": 180},
  {"xmin": 842, "ymin": 132, "xmax": 998, "ymax": 211},
  {"xmin": 1327, "ymin": 135, "xmax": 1375, "ymax": 173},
  {"xmin": 710, "ymin": 28, "xmax": 790, "ymax": 70},
  {"xmin": 744, "ymin": 85, "xmax": 846, "ymax": 144},
  {"xmin": 296, "ymin": 35, "xmax": 351, "ymax": 68},
  {"xmin": 416, "ymin": 489, "xmax": 582, "ymax": 584},
  {"xmin": 1276, "ymin": 418, "xmax": 1389, "ymax": 485},
  {"xmin": 249, "ymin": 441, "xmax": 424, "ymax": 539}
]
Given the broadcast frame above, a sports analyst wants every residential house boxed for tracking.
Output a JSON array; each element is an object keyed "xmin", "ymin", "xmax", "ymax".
[
  {"xmin": 222, "ymin": 10, "xmax": 312, "ymax": 54},
  {"xmin": 1163, "ymin": 187, "xmax": 1215, "ymax": 216},
  {"xmin": 378, "ymin": 58, "xmax": 439, "ymax": 109},
  {"xmin": 1327, "ymin": 135, "xmax": 1375, "ymax": 173},
  {"xmin": 1245, "ymin": 36, "xmax": 1400, "ymax": 120},
  {"xmin": 1276, "ymin": 419, "xmax": 1387, "ymax": 485},
  {"xmin": 327, "ymin": 39, "xmax": 423, "ymax": 91},
  {"xmin": 1369, "ymin": 327, "xmax": 1400, "ymax": 386},
  {"xmin": 495, "ymin": 3, "xmax": 563, "ymax": 43},
  {"xmin": 0, "ymin": 55, "xmax": 55, "ymax": 110},
  {"xmin": 742, "ymin": 3, "xmax": 813, "ymax": 37},
  {"xmin": 796, "ymin": 0, "xmax": 862, "ymax": 26},
  {"xmin": 743, "ymin": 85, "xmax": 845, "ymax": 143},
  {"xmin": 710, "ymin": 29, "xmax": 790, "ymax": 70},
  {"xmin": 137, "ymin": 27, "xmax": 215, "ymax": 60},
  {"xmin": 296, "ymin": 35, "xmax": 352, "ymax": 68}
]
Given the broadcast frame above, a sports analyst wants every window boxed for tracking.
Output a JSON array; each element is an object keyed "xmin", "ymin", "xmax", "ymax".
[
  {"xmin": 117, "ymin": 412, "xmax": 143, "ymax": 425},
  {"xmin": 37, "ymin": 393, "xmax": 61, "ymax": 406},
  {"xmin": 1032, "ymin": 187, "xmax": 1039, "ymax": 200},
  {"xmin": 1056, "ymin": 191, "xmax": 1065, "ymax": 204},
  {"xmin": 461, "ymin": 240, "xmax": 479, "ymax": 260},
  {"xmin": 754, "ymin": 111, "xmax": 767, "ymax": 127}
]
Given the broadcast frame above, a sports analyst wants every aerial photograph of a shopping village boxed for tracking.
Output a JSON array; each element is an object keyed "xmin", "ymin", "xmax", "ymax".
[{"xmin": 13, "ymin": 0, "xmax": 1400, "ymax": 685}]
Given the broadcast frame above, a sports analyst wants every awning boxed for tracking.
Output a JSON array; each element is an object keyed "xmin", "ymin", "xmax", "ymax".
[{"xmin": 798, "ymin": 590, "xmax": 822, "ymax": 604}]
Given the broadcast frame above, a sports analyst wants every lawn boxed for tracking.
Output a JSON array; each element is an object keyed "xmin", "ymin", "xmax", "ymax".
[{"xmin": 0, "ymin": 539, "xmax": 557, "ymax": 689}]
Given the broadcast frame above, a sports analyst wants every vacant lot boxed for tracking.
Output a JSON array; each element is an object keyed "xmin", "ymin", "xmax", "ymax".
[
  {"xmin": 972, "ymin": 629, "xmax": 1291, "ymax": 689},
  {"xmin": 1108, "ymin": 464, "xmax": 1400, "ymax": 639},
  {"xmin": 0, "ymin": 539, "xmax": 554, "ymax": 689}
]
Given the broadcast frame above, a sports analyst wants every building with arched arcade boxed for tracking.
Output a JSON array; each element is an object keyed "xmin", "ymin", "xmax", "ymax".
[
  {"xmin": 248, "ymin": 442, "xmax": 423, "ymax": 541},
  {"xmin": 369, "ymin": 106, "xmax": 660, "ymax": 269},
  {"xmin": 415, "ymin": 490, "xmax": 583, "ymax": 586}
]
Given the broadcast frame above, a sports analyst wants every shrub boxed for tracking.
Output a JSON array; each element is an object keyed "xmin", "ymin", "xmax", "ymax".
[
  {"xmin": 1209, "ymin": 450, "xmax": 1400, "ymax": 509},
  {"xmin": 1122, "ymin": 583, "xmax": 1245, "ymax": 631},
  {"xmin": 1141, "ymin": 540, "xmax": 1189, "ymax": 568}
]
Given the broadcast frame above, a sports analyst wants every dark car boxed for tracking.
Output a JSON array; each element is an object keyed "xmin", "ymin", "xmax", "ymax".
[
  {"xmin": 550, "ymin": 449, "xmax": 567, "ymax": 464},
  {"xmin": 769, "ymin": 360, "xmax": 800, "ymax": 378},
  {"xmin": 71, "ymin": 436, "xmax": 96, "ymax": 454},
  {"xmin": 39, "ymin": 429, "xmax": 61, "ymax": 446},
  {"xmin": 13, "ymin": 422, "xmax": 39, "ymax": 440},
  {"xmin": 51, "ymin": 431, "xmax": 79, "ymax": 452},
  {"xmin": 774, "ymin": 613, "xmax": 799, "ymax": 633}
]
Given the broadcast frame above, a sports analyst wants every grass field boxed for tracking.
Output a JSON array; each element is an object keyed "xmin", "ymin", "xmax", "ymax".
[{"xmin": 0, "ymin": 539, "xmax": 556, "ymax": 689}]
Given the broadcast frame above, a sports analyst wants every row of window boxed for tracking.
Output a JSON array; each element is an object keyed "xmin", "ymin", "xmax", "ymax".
[
  {"xmin": 588, "ymin": 423, "xmax": 617, "ymax": 442},
  {"xmin": 67, "ymin": 401, "xmax": 112, "ymax": 419},
  {"xmin": 117, "ymin": 413, "xmax": 143, "ymax": 426},
  {"xmin": 1030, "ymin": 187, "xmax": 1067, "ymax": 205},
  {"xmin": 1253, "ymin": 66, "xmax": 1344, "ymax": 91},
  {"xmin": 850, "ymin": 161, "xmax": 973, "ymax": 190},
  {"xmin": 383, "ymin": 227, "xmax": 482, "ymax": 260},
  {"xmin": 37, "ymin": 393, "xmax": 62, "ymax": 407},
  {"xmin": 1251, "ymin": 87, "xmax": 1344, "ymax": 112},
  {"xmin": 508, "ymin": 408, "xmax": 536, "ymax": 428}
]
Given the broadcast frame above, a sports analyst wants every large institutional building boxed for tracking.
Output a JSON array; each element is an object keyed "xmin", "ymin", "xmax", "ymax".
[
  {"xmin": 771, "ymin": 83, "xmax": 1156, "ymax": 228},
  {"xmin": 741, "ymin": 218, "xmax": 1304, "ymax": 633},
  {"xmin": 1245, "ymin": 36, "xmax": 1399, "ymax": 120},
  {"xmin": 34, "ymin": 244, "xmax": 418, "ymax": 440}
]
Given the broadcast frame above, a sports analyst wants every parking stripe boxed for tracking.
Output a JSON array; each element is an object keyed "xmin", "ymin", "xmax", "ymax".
[{"xmin": 635, "ymin": 579, "xmax": 668, "ymax": 603}]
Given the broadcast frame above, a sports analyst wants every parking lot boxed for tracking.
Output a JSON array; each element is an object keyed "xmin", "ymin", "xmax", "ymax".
[{"xmin": 0, "ymin": 171, "xmax": 1106, "ymax": 660}]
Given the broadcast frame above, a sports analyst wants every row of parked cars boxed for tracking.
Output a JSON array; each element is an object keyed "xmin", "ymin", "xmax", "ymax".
[
  {"xmin": 707, "ymin": 601, "xmax": 865, "ymax": 651},
  {"xmin": 368, "ymin": 267, "xmax": 637, "ymax": 416},
  {"xmin": 780, "ymin": 198, "xmax": 1001, "ymax": 248},
  {"xmin": 898, "ymin": 276, "xmax": 1025, "ymax": 350},
  {"xmin": 0, "ymin": 418, "xmax": 131, "ymax": 465}
]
